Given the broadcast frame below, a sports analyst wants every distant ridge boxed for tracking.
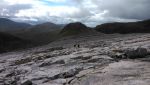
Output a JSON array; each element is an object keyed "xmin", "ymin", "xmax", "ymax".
[
  {"xmin": 12, "ymin": 22, "xmax": 63, "ymax": 45},
  {"xmin": 27, "ymin": 22, "xmax": 63, "ymax": 33},
  {"xmin": 95, "ymin": 19, "xmax": 150, "ymax": 34},
  {"xmin": 0, "ymin": 18, "xmax": 31, "ymax": 32}
]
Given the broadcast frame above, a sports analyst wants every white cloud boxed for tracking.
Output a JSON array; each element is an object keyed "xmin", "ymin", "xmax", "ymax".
[
  {"xmin": 1, "ymin": 0, "xmax": 80, "ymax": 23},
  {"xmin": 89, "ymin": 10, "xmax": 109, "ymax": 21},
  {"xmin": 4, "ymin": 0, "xmax": 39, "ymax": 5},
  {"xmin": 15, "ymin": 5, "xmax": 79, "ymax": 20}
]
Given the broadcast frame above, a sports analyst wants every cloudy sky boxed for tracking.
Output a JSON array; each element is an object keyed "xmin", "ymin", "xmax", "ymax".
[{"xmin": 0, "ymin": 0, "xmax": 150, "ymax": 26}]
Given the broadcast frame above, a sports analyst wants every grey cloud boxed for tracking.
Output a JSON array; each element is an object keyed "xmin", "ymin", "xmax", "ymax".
[
  {"xmin": 0, "ymin": 3, "xmax": 32, "ymax": 18},
  {"xmin": 91, "ymin": 0, "xmax": 150, "ymax": 20},
  {"xmin": 1, "ymin": 0, "xmax": 150, "ymax": 26},
  {"xmin": 70, "ymin": 0, "xmax": 150, "ymax": 23},
  {"xmin": 69, "ymin": 7, "xmax": 92, "ymax": 18}
]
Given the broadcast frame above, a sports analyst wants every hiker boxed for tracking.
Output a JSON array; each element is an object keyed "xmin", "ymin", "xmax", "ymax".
[
  {"xmin": 74, "ymin": 44, "xmax": 80, "ymax": 48},
  {"xmin": 77, "ymin": 44, "xmax": 80, "ymax": 48},
  {"xmin": 74, "ymin": 44, "xmax": 76, "ymax": 48}
]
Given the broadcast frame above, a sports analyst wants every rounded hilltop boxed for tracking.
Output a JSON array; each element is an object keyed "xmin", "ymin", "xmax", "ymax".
[{"xmin": 60, "ymin": 22, "xmax": 91, "ymax": 36}]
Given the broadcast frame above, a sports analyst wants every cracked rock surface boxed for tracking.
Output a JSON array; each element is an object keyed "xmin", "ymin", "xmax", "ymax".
[{"xmin": 0, "ymin": 33, "xmax": 150, "ymax": 85}]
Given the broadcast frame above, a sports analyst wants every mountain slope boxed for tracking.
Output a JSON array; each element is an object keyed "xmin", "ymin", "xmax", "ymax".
[
  {"xmin": 0, "ymin": 18, "xmax": 32, "ymax": 32},
  {"xmin": 27, "ymin": 22, "xmax": 63, "ymax": 33},
  {"xmin": 60, "ymin": 22, "xmax": 93, "ymax": 36},
  {"xmin": 95, "ymin": 19, "xmax": 150, "ymax": 34},
  {"xmin": 0, "ymin": 32, "xmax": 31, "ymax": 53},
  {"xmin": 16, "ymin": 30, "xmax": 61, "ymax": 45},
  {"xmin": 12, "ymin": 22, "xmax": 63, "ymax": 45}
]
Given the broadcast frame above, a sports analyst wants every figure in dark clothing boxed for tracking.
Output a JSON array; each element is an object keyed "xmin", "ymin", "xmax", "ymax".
[
  {"xmin": 74, "ymin": 44, "xmax": 76, "ymax": 48},
  {"xmin": 74, "ymin": 44, "xmax": 80, "ymax": 48},
  {"xmin": 77, "ymin": 44, "xmax": 80, "ymax": 48}
]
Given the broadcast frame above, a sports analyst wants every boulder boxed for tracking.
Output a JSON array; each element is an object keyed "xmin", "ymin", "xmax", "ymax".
[
  {"xmin": 110, "ymin": 47, "xmax": 149, "ymax": 59},
  {"xmin": 124, "ymin": 47, "xmax": 149, "ymax": 59},
  {"xmin": 21, "ymin": 80, "xmax": 32, "ymax": 85}
]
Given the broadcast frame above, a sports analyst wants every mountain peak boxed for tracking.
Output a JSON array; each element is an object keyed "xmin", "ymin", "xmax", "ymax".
[
  {"xmin": 59, "ymin": 22, "xmax": 91, "ymax": 36},
  {"xmin": 64, "ymin": 22, "xmax": 87, "ymax": 29}
]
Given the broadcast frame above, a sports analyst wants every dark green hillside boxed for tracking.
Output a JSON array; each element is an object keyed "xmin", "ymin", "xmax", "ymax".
[
  {"xmin": 0, "ymin": 32, "xmax": 31, "ymax": 53},
  {"xmin": 95, "ymin": 19, "xmax": 150, "ymax": 34},
  {"xmin": 60, "ymin": 22, "xmax": 91, "ymax": 36},
  {"xmin": 0, "ymin": 18, "xmax": 31, "ymax": 32}
]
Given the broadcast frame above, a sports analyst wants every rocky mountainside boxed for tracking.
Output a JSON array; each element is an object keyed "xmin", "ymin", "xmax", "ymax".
[
  {"xmin": 0, "ymin": 33, "xmax": 150, "ymax": 85},
  {"xmin": 95, "ymin": 19, "xmax": 150, "ymax": 34}
]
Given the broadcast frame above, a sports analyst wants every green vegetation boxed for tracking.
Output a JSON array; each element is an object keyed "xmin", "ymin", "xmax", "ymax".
[
  {"xmin": 59, "ymin": 22, "xmax": 90, "ymax": 36},
  {"xmin": 95, "ymin": 19, "xmax": 150, "ymax": 34}
]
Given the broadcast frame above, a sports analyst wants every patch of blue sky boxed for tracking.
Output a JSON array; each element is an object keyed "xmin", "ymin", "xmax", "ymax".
[{"xmin": 42, "ymin": 0, "xmax": 68, "ymax": 6}]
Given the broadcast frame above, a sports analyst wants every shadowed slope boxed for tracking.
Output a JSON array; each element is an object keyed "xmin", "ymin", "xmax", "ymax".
[
  {"xmin": 95, "ymin": 19, "xmax": 150, "ymax": 34},
  {"xmin": 0, "ymin": 32, "xmax": 31, "ymax": 53},
  {"xmin": 0, "ymin": 18, "xmax": 31, "ymax": 32},
  {"xmin": 60, "ymin": 22, "xmax": 92, "ymax": 36}
]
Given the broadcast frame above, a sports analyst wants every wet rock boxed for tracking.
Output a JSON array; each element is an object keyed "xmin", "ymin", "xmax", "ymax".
[{"xmin": 21, "ymin": 80, "xmax": 32, "ymax": 85}]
